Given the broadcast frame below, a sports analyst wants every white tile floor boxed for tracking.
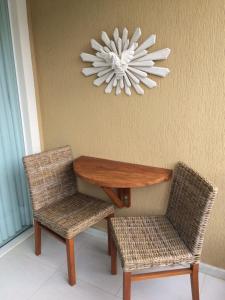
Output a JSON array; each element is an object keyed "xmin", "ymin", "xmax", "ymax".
[{"xmin": 0, "ymin": 231, "xmax": 225, "ymax": 300}]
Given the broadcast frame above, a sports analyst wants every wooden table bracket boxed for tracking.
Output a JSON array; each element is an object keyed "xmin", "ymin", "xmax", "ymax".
[
  {"xmin": 101, "ymin": 187, "xmax": 131, "ymax": 208},
  {"xmin": 118, "ymin": 188, "xmax": 131, "ymax": 208}
]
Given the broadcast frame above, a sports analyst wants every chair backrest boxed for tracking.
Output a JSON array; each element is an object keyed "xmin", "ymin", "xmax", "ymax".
[
  {"xmin": 166, "ymin": 162, "xmax": 217, "ymax": 261},
  {"xmin": 23, "ymin": 145, "xmax": 77, "ymax": 212}
]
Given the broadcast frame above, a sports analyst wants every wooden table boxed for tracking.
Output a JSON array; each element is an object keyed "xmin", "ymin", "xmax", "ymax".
[{"xmin": 73, "ymin": 156, "xmax": 172, "ymax": 208}]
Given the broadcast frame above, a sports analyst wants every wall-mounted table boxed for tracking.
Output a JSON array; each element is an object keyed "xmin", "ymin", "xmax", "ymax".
[{"xmin": 73, "ymin": 156, "xmax": 172, "ymax": 208}]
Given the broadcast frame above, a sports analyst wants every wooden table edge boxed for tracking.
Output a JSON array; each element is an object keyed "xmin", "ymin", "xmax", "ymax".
[{"xmin": 73, "ymin": 156, "xmax": 172, "ymax": 208}]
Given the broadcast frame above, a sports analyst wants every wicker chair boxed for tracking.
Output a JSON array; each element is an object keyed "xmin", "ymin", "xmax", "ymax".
[
  {"xmin": 109, "ymin": 162, "xmax": 217, "ymax": 300},
  {"xmin": 23, "ymin": 145, "xmax": 114, "ymax": 286}
]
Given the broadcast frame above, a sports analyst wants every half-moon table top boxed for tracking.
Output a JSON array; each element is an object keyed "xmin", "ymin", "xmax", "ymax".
[{"xmin": 73, "ymin": 156, "xmax": 172, "ymax": 189}]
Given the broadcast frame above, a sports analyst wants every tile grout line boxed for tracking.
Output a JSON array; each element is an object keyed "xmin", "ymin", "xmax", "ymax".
[
  {"xmin": 200, "ymin": 272, "xmax": 207, "ymax": 296},
  {"xmin": 78, "ymin": 276, "xmax": 123, "ymax": 299},
  {"xmin": 50, "ymin": 234, "xmax": 122, "ymax": 298},
  {"xmin": 26, "ymin": 267, "xmax": 60, "ymax": 300},
  {"xmin": 75, "ymin": 232, "xmax": 123, "ymax": 297}
]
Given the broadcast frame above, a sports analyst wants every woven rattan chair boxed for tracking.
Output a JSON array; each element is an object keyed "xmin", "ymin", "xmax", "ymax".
[
  {"xmin": 23, "ymin": 145, "xmax": 114, "ymax": 286},
  {"xmin": 109, "ymin": 162, "xmax": 217, "ymax": 300}
]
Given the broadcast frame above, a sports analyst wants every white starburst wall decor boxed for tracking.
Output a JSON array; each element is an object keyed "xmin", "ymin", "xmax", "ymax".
[{"xmin": 80, "ymin": 27, "xmax": 171, "ymax": 96}]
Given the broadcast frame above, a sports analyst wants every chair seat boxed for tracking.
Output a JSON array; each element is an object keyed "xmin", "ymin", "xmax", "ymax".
[
  {"xmin": 110, "ymin": 216, "xmax": 194, "ymax": 272},
  {"xmin": 34, "ymin": 192, "xmax": 114, "ymax": 239}
]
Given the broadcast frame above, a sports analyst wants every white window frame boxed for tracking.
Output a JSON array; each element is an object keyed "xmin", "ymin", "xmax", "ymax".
[
  {"xmin": 0, "ymin": 0, "xmax": 40, "ymax": 256},
  {"xmin": 7, "ymin": 0, "xmax": 41, "ymax": 155}
]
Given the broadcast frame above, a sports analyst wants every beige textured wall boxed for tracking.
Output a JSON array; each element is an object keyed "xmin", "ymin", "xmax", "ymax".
[{"xmin": 29, "ymin": 0, "xmax": 225, "ymax": 268}]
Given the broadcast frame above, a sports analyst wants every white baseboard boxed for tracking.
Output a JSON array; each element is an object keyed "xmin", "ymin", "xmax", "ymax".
[
  {"xmin": 85, "ymin": 227, "xmax": 107, "ymax": 239},
  {"xmin": 0, "ymin": 227, "xmax": 34, "ymax": 258},
  {"xmin": 1, "ymin": 226, "xmax": 225, "ymax": 281},
  {"xmin": 200, "ymin": 263, "xmax": 225, "ymax": 280},
  {"xmin": 0, "ymin": 226, "xmax": 104, "ymax": 259}
]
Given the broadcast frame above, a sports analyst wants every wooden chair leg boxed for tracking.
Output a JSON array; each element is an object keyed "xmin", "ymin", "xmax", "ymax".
[
  {"xmin": 66, "ymin": 238, "xmax": 76, "ymax": 286},
  {"xmin": 190, "ymin": 264, "xmax": 200, "ymax": 300},
  {"xmin": 34, "ymin": 220, "xmax": 41, "ymax": 256},
  {"xmin": 111, "ymin": 236, "xmax": 117, "ymax": 275},
  {"xmin": 123, "ymin": 272, "xmax": 131, "ymax": 300},
  {"xmin": 107, "ymin": 214, "xmax": 114, "ymax": 256}
]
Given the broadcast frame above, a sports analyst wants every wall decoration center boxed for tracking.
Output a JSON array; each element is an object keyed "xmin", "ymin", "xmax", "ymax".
[{"xmin": 80, "ymin": 27, "xmax": 171, "ymax": 96}]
